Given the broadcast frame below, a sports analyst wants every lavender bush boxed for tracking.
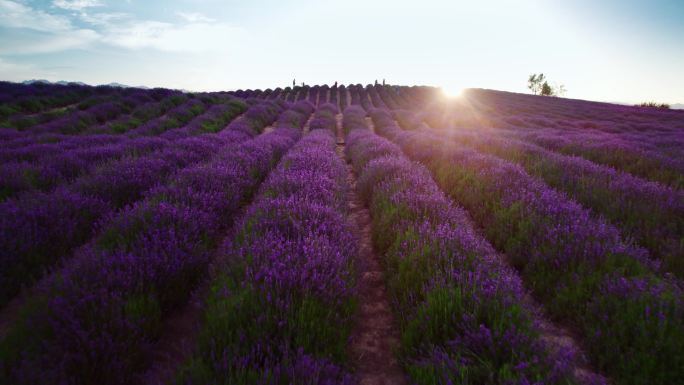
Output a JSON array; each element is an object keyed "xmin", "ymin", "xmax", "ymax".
[
  {"xmin": 370, "ymin": 108, "xmax": 684, "ymax": 385},
  {"xmin": 343, "ymin": 108, "xmax": 575, "ymax": 384}
]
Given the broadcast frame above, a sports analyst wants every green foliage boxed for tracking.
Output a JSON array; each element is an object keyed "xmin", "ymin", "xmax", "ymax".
[
  {"xmin": 584, "ymin": 281, "xmax": 684, "ymax": 385},
  {"xmin": 9, "ymin": 115, "xmax": 38, "ymax": 130},
  {"xmin": 0, "ymin": 295, "xmax": 51, "ymax": 374},
  {"xmin": 0, "ymin": 105, "xmax": 19, "ymax": 120},
  {"xmin": 402, "ymin": 288, "xmax": 551, "ymax": 385},
  {"xmin": 540, "ymin": 81, "xmax": 554, "ymax": 96},
  {"xmin": 124, "ymin": 293, "xmax": 162, "ymax": 337},
  {"xmin": 527, "ymin": 73, "xmax": 546, "ymax": 95},
  {"xmin": 528, "ymin": 73, "xmax": 565, "ymax": 96},
  {"xmin": 179, "ymin": 277, "xmax": 354, "ymax": 384},
  {"xmin": 636, "ymin": 101, "xmax": 670, "ymax": 109},
  {"xmin": 18, "ymin": 98, "xmax": 44, "ymax": 113},
  {"xmin": 413, "ymin": 139, "xmax": 684, "ymax": 384}
]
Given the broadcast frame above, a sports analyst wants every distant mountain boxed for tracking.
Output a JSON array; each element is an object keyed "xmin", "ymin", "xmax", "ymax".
[
  {"xmin": 105, "ymin": 82, "xmax": 150, "ymax": 89},
  {"xmin": 105, "ymin": 82, "xmax": 128, "ymax": 88},
  {"xmin": 56, "ymin": 80, "xmax": 87, "ymax": 86},
  {"xmin": 22, "ymin": 79, "xmax": 51, "ymax": 85},
  {"xmin": 20, "ymin": 79, "xmax": 148, "ymax": 89}
]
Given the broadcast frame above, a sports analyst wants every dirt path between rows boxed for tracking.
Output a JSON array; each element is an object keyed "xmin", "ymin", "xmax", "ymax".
[
  {"xmin": 335, "ymin": 114, "xmax": 407, "ymax": 385},
  {"xmin": 302, "ymin": 112, "xmax": 313, "ymax": 133}
]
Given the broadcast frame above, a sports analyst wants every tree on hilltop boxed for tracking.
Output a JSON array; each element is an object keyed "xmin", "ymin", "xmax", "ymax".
[
  {"xmin": 528, "ymin": 73, "xmax": 566, "ymax": 96},
  {"xmin": 528, "ymin": 73, "xmax": 546, "ymax": 95}
]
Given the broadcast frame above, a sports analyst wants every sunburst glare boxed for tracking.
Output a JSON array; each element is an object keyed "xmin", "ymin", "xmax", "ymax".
[{"xmin": 441, "ymin": 84, "xmax": 463, "ymax": 98}]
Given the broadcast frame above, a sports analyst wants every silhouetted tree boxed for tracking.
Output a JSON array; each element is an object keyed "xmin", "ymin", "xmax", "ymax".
[
  {"xmin": 528, "ymin": 73, "xmax": 545, "ymax": 95},
  {"xmin": 529, "ymin": 73, "xmax": 566, "ymax": 97},
  {"xmin": 555, "ymin": 84, "xmax": 567, "ymax": 96},
  {"xmin": 636, "ymin": 101, "xmax": 670, "ymax": 109}
]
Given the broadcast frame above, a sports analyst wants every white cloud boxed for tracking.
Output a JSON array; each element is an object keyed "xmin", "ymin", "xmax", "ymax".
[
  {"xmin": 0, "ymin": 0, "xmax": 72, "ymax": 32},
  {"xmin": 103, "ymin": 20, "xmax": 247, "ymax": 53},
  {"xmin": 0, "ymin": 1, "xmax": 99, "ymax": 54},
  {"xmin": 0, "ymin": 0, "xmax": 246, "ymax": 55},
  {"xmin": 78, "ymin": 11, "xmax": 128, "ymax": 26},
  {"xmin": 53, "ymin": 0, "xmax": 102, "ymax": 11},
  {"xmin": 0, "ymin": 29, "xmax": 100, "ymax": 54},
  {"xmin": 176, "ymin": 12, "xmax": 215, "ymax": 23}
]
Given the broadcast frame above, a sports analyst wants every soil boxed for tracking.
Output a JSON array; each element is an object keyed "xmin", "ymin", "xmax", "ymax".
[{"xmin": 336, "ymin": 113, "xmax": 408, "ymax": 385}]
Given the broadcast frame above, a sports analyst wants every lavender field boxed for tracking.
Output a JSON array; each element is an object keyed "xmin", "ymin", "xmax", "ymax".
[{"xmin": 0, "ymin": 81, "xmax": 683, "ymax": 385}]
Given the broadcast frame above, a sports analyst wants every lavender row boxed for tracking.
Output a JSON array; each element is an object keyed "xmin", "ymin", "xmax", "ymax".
[
  {"xmin": 367, "ymin": 86, "xmax": 388, "ymax": 109},
  {"xmin": 329, "ymin": 85, "xmax": 339, "ymax": 112},
  {"xmin": 412, "ymin": 89, "xmax": 684, "ymax": 188},
  {"xmin": 26, "ymin": 91, "xmax": 156, "ymax": 134},
  {"xmin": 0, "ymin": 101, "xmax": 279, "ymax": 306},
  {"xmin": 285, "ymin": 86, "xmax": 297, "ymax": 102},
  {"xmin": 342, "ymin": 106, "xmax": 575, "ymax": 384},
  {"xmin": 503, "ymin": 119, "xmax": 684, "ymax": 155},
  {"xmin": 339, "ymin": 84, "xmax": 348, "ymax": 109},
  {"xmin": 421, "ymin": 125, "xmax": 684, "ymax": 277},
  {"xmin": 370, "ymin": 108, "xmax": 684, "ymax": 385},
  {"xmin": 0, "ymin": 95, "xmax": 234, "ymax": 196},
  {"xmin": 348, "ymin": 85, "xmax": 372, "ymax": 111},
  {"xmin": 125, "ymin": 97, "xmax": 209, "ymax": 137},
  {"xmin": 272, "ymin": 100, "xmax": 315, "ymax": 130},
  {"xmin": 0, "ymin": 82, "xmax": 124, "ymax": 125},
  {"xmin": 308, "ymin": 85, "xmax": 319, "ymax": 105},
  {"xmin": 213, "ymin": 99, "xmax": 284, "ymax": 139},
  {"xmin": 159, "ymin": 99, "xmax": 248, "ymax": 139},
  {"xmin": 129, "ymin": 94, "xmax": 255, "ymax": 138},
  {"xmin": 458, "ymin": 88, "xmax": 684, "ymax": 136},
  {"xmin": 83, "ymin": 93, "xmax": 188, "ymax": 135},
  {"xmin": 178, "ymin": 123, "xmax": 355, "ymax": 383},
  {"xmin": 318, "ymin": 84, "xmax": 330, "ymax": 105},
  {"xmin": 374, "ymin": 86, "xmax": 400, "ymax": 110},
  {"xmin": 0, "ymin": 114, "xmax": 307, "ymax": 384},
  {"xmin": 309, "ymin": 103, "xmax": 339, "ymax": 131},
  {"xmin": 0, "ymin": 136, "xmax": 168, "ymax": 202},
  {"xmin": 0, "ymin": 137, "xmax": 212, "ymax": 307},
  {"xmin": 378, "ymin": 85, "xmax": 414, "ymax": 110},
  {"xmin": 506, "ymin": 127, "xmax": 684, "ymax": 189},
  {"xmin": 297, "ymin": 86, "xmax": 308, "ymax": 101},
  {"xmin": 0, "ymin": 98, "xmax": 248, "ymax": 201}
]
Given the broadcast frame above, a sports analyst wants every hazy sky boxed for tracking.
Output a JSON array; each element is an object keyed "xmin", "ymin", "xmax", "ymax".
[{"xmin": 1, "ymin": 0, "xmax": 682, "ymax": 103}]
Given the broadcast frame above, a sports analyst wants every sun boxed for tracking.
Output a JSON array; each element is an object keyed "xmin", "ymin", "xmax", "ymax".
[{"xmin": 441, "ymin": 84, "xmax": 463, "ymax": 98}]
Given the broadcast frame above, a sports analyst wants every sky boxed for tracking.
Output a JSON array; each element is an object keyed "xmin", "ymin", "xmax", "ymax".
[{"xmin": 0, "ymin": 0, "xmax": 682, "ymax": 104}]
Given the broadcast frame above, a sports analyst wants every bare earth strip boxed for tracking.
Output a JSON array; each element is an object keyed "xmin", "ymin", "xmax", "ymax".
[{"xmin": 336, "ymin": 114, "xmax": 407, "ymax": 385}]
